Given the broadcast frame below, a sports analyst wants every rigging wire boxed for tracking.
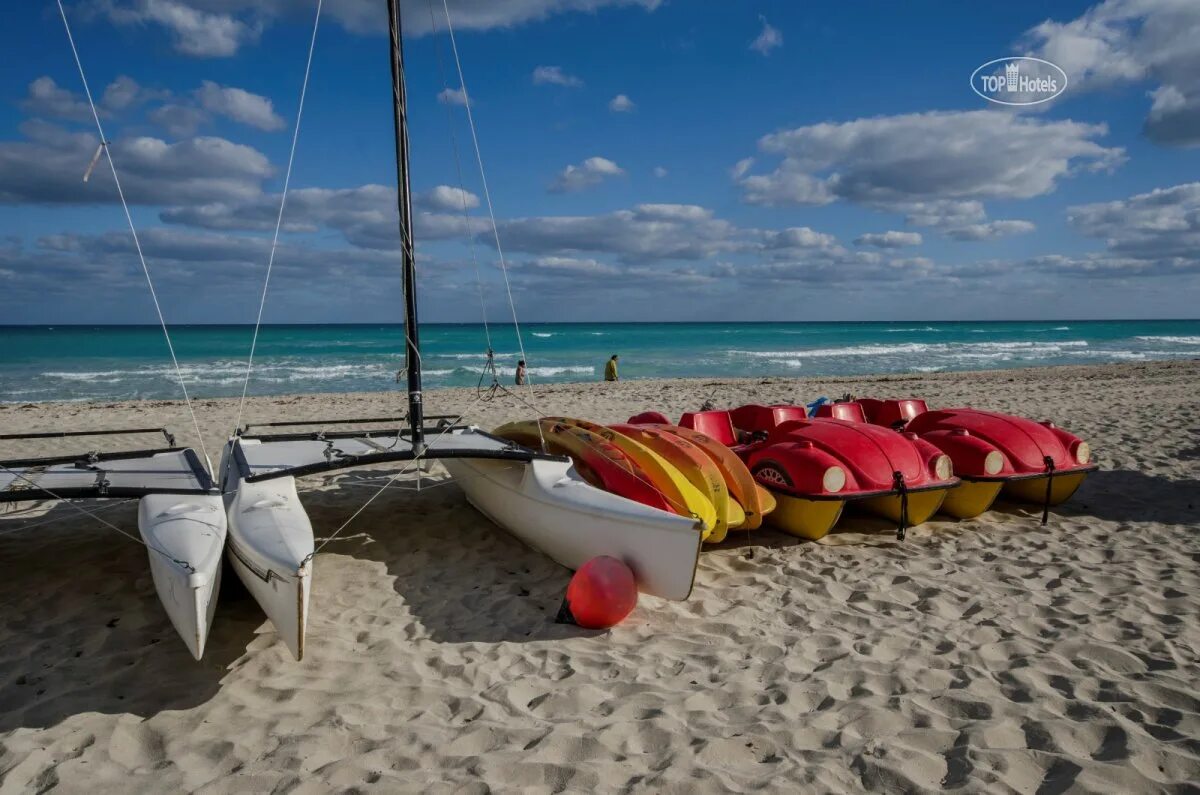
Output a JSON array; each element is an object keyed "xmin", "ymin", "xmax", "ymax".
[
  {"xmin": 302, "ymin": 399, "xmax": 484, "ymax": 561},
  {"xmin": 426, "ymin": 0, "xmax": 494, "ymax": 356},
  {"xmin": 439, "ymin": 0, "xmax": 548, "ymax": 453},
  {"xmin": 0, "ymin": 465, "xmax": 197, "ymax": 571},
  {"xmin": 233, "ymin": 0, "xmax": 325, "ymax": 435},
  {"xmin": 55, "ymin": 0, "xmax": 209, "ymax": 465},
  {"xmin": 0, "ymin": 497, "xmax": 136, "ymax": 537}
]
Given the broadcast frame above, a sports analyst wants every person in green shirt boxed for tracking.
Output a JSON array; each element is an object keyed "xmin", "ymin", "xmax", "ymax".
[{"xmin": 604, "ymin": 354, "xmax": 619, "ymax": 382}]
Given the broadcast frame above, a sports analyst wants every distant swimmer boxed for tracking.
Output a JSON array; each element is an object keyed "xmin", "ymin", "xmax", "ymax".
[
  {"xmin": 604, "ymin": 354, "xmax": 619, "ymax": 382},
  {"xmin": 515, "ymin": 359, "xmax": 527, "ymax": 385}
]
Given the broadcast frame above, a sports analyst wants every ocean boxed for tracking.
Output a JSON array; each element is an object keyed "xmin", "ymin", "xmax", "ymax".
[{"xmin": 1, "ymin": 320, "xmax": 1197, "ymax": 403}]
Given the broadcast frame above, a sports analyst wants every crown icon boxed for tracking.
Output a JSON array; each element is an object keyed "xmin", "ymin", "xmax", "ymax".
[{"xmin": 1005, "ymin": 61, "xmax": 1019, "ymax": 90}]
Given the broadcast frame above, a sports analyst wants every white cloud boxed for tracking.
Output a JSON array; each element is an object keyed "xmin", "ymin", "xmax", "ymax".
[
  {"xmin": 750, "ymin": 16, "xmax": 782, "ymax": 56},
  {"xmin": 158, "ymin": 183, "xmax": 489, "ymax": 249},
  {"xmin": 737, "ymin": 111, "xmax": 1123, "ymax": 237},
  {"xmin": 417, "ymin": 185, "xmax": 481, "ymax": 212},
  {"xmin": 329, "ymin": 0, "xmax": 665, "ymax": 36},
  {"xmin": 549, "ymin": 156, "xmax": 625, "ymax": 192},
  {"xmin": 653, "ymin": 166, "xmax": 668, "ymax": 178},
  {"xmin": 608, "ymin": 94, "xmax": 636, "ymax": 112},
  {"xmin": 762, "ymin": 227, "xmax": 838, "ymax": 252},
  {"xmin": 0, "ymin": 121, "xmax": 272, "ymax": 206},
  {"xmin": 1069, "ymin": 182, "xmax": 1200, "ymax": 264},
  {"xmin": 149, "ymin": 103, "xmax": 210, "ymax": 137},
  {"xmin": 528, "ymin": 256, "xmax": 620, "ymax": 276},
  {"xmin": 943, "ymin": 220, "xmax": 1036, "ymax": 241},
  {"xmin": 97, "ymin": 0, "xmax": 260, "ymax": 57},
  {"xmin": 22, "ymin": 78, "xmax": 93, "ymax": 123},
  {"xmin": 497, "ymin": 203, "xmax": 741, "ymax": 263},
  {"xmin": 532, "ymin": 66, "xmax": 583, "ymax": 87},
  {"xmin": 100, "ymin": 76, "xmax": 165, "ymax": 111},
  {"xmin": 195, "ymin": 82, "xmax": 286, "ymax": 131},
  {"xmin": 93, "ymin": 0, "xmax": 664, "ymax": 56},
  {"xmin": 1023, "ymin": 0, "xmax": 1200, "ymax": 147},
  {"xmin": 730, "ymin": 157, "xmax": 755, "ymax": 180},
  {"xmin": 438, "ymin": 87, "xmax": 469, "ymax": 107},
  {"xmin": 854, "ymin": 231, "xmax": 923, "ymax": 248}
]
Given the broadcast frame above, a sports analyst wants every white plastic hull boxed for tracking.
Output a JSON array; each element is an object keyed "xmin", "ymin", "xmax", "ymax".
[
  {"xmin": 442, "ymin": 453, "xmax": 702, "ymax": 600},
  {"xmin": 137, "ymin": 493, "xmax": 227, "ymax": 660},
  {"xmin": 222, "ymin": 440, "xmax": 314, "ymax": 660}
]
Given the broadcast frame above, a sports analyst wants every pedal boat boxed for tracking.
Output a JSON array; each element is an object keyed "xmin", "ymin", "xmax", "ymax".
[
  {"xmin": 664, "ymin": 406, "xmax": 959, "ymax": 541},
  {"xmin": 843, "ymin": 399, "xmax": 1097, "ymax": 519}
]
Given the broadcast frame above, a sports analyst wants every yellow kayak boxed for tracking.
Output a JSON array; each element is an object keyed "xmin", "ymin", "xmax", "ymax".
[
  {"xmin": 546, "ymin": 418, "xmax": 718, "ymax": 540},
  {"xmin": 649, "ymin": 424, "xmax": 773, "ymax": 530},
  {"xmin": 611, "ymin": 422, "xmax": 742, "ymax": 542}
]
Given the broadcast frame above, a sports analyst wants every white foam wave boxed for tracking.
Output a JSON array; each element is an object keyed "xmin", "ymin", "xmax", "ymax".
[
  {"xmin": 1135, "ymin": 335, "xmax": 1200, "ymax": 345},
  {"xmin": 493, "ymin": 365, "xmax": 594, "ymax": 377},
  {"xmin": 441, "ymin": 352, "xmax": 519, "ymax": 360},
  {"xmin": 531, "ymin": 332, "xmax": 554, "ymax": 338},
  {"xmin": 729, "ymin": 340, "xmax": 1089, "ymax": 360}
]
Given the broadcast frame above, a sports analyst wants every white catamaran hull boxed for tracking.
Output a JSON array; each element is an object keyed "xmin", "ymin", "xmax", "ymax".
[
  {"xmin": 138, "ymin": 493, "xmax": 227, "ymax": 660},
  {"xmin": 442, "ymin": 446, "xmax": 703, "ymax": 601},
  {"xmin": 222, "ymin": 439, "xmax": 313, "ymax": 660}
]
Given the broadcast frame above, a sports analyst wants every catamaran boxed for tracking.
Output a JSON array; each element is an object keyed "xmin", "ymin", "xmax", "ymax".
[
  {"xmin": 0, "ymin": 428, "xmax": 226, "ymax": 659},
  {"xmin": 219, "ymin": 0, "xmax": 705, "ymax": 660}
]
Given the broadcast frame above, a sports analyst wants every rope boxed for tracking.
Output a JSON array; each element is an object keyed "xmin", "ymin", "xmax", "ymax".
[
  {"xmin": 56, "ymin": 0, "xmax": 209, "ymax": 465},
  {"xmin": 233, "ymin": 0, "xmax": 324, "ymax": 435},
  {"xmin": 300, "ymin": 394, "xmax": 487, "ymax": 562},
  {"xmin": 0, "ymin": 497, "xmax": 137, "ymax": 537},
  {"xmin": 439, "ymin": 0, "xmax": 546, "ymax": 453},
  {"xmin": 892, "ymin": 470, "xmax": 908, "ymax": 541},
  {"xmin": 1041, "ymin": 455, "xmax": 1055, "ymax": 525},
  {"xmin": 0, "ymin": 465, "xmax": 195, "ymax": 571}
]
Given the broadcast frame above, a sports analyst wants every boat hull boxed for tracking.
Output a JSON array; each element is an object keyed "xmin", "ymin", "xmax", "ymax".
[
  {"xmin": 222, "ymin": 440, "xmax": 314, "ymax": 660},
  {"xmin": 765, "ymin": 494, "xmax": 844, "ymax": 541},
  {"xmin": 442, "ymin": 450, "xmax": 703, "ymax": 601},
  {"xmin": 1003, "ymin": 472, "xmax": 1089, "ymax": 506},
  {"xmin": 860, "ymin": 488, "xmax": 950, "ymax": 526},
  {"xmin": 940, "ymin": 480, "xmax": 1004, "ymax": 519},
  {"xmin": 138, "ymin": 493, "xmax": 227, "ymax": 660}
]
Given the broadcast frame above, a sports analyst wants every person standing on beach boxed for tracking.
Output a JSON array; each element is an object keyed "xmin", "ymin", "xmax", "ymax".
[
  {"xmin": 515, "ymin": 360, "xmax": 526, "ymax": 386},
  {"xmin": 604, "ymin": 354, "xmax": 619, "ymax": 382}
]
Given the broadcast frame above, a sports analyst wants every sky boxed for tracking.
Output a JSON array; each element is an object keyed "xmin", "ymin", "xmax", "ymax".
[{"xmin": 1, "ymin": 0, "xmax": 1198, "ymax": 324}]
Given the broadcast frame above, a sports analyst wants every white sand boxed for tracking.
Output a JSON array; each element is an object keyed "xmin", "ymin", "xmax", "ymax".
[{"xmin": 1, "ymin": 360, "xmax": 1197, "ymax": 792}]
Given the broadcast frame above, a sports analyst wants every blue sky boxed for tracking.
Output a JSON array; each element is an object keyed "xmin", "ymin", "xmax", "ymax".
[{"xmin": 1, "ymin": 0, "xmax": 1198, "ymax": 324}]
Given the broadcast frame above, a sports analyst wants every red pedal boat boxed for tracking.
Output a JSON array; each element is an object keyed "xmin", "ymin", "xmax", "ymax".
[
  {"xmin": 630, "ymin": 405, "xmax": 959, "ymax": 541},
  {"xmin": 812, "ymin": 398, "xmax": 1098, "ymax": 520}
]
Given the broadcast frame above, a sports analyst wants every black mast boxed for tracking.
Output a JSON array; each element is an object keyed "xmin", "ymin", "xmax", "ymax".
[{"xmin": 387, "ymin": 0, "xmax": 424, "ymax": 450}]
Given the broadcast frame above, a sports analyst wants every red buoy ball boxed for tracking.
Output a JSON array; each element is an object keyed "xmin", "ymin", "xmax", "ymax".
[{"xmin": 563, "ymin": 556, "xmax": 638, "ymax": 629}]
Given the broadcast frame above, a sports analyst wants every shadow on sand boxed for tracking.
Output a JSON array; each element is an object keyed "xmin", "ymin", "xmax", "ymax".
[
  {"xmin": 297, "ymin": 467, "xmax": 604, "ymax": 646},
  {"xmin": 1060, "ymin": 468, "xmax": 1198, "ymax": 526},
  {"xmin": 0, "ymin": 501, "xmax": 262, "ymax": 732},
  {"xmin": 6, "ymin": 462, "xmax": 1189, "ymax": 731}
]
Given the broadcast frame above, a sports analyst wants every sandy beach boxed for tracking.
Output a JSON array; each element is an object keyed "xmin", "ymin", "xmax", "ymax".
[{"xmin": 1, "ymin": 359, "xmax": 1197, "ymax": 793}]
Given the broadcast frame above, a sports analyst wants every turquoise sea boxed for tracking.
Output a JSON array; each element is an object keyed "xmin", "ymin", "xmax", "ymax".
[{"xmin": 0, "ymin": 320, "xmax": 1197, "ymax": 403}]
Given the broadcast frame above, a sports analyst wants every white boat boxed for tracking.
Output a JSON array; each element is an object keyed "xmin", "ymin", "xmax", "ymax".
[
  {"xmin": 220, "ymin": 437, "xmax": 313, "ymax": 660},
  {"xmin": 441, "ymin": 432, "xmax": 701, "ymax": 601},
  {"xmin": 1, "ymin": 432, "xmax": 226, "ymax": 659},
  {"xmin": 216, "ymin": 0, "xmax": 705, "ymax": 658}
]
